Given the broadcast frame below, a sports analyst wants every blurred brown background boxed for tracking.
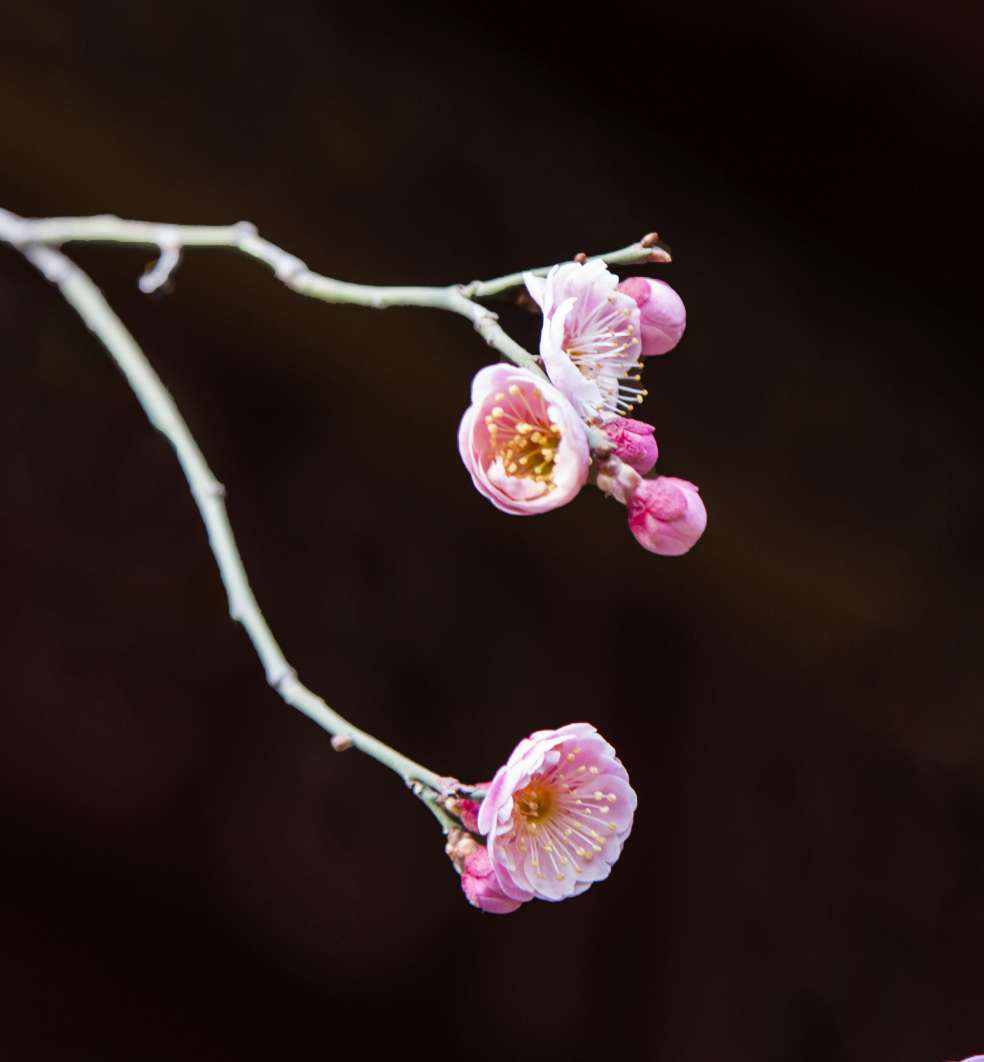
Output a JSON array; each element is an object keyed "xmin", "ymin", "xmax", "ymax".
[{"xmin": 1, "ymin": 3, "xmax": 982, "ymax": 1060}]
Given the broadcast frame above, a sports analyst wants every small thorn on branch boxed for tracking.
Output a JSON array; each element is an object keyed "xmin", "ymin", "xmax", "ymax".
[{"xmin": 331, "ymin": 734, "xmax": 354, "ymax": 752}]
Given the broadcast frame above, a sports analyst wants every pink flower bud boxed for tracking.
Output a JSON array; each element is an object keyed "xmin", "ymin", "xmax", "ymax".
[
  {"xmin": 602, "ymin": 417, "xmax": 659, "ymax": 475},
  {"xmin": 617, "ymin": 277, "xmax": 686, "ymax": 357},
  {"xmin": 460, "ymin": 846, "xmax": 525, "ymax": 914},
  {"xmin": 627, "ymin": 476, "xmax": 706, "ymax": 556}
]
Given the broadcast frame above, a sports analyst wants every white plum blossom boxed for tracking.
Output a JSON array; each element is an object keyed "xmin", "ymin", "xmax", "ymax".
[{"xmin": 524, "ymin": 260, "xmax": 644, "ymax": 422}]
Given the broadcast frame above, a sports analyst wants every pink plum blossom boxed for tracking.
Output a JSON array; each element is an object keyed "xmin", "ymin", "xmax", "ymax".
[
  {"xmin": 617, "ymin": 276, "xmax": 686, "ymax": 357},
  {"xmin": 603, "ymin": 416, "xmax": 659, "ymax": 475},
  {"xmin": 460, "ymin": 846, "xmax": 526, "ymax": 915},
  {"xmin": 458, "ymin": 364, "xmax": 589, "ymax": 515},
  {"xmin": 524, "ymin": 260, "xmax": 643, "ymax": 422},
  {"xmin": 627, "ymin": 476, "xmax": 706, "ymax": 556},
  {"xmin": 477, "ymin": 723, "xmax": 636, "ymax": 903}
]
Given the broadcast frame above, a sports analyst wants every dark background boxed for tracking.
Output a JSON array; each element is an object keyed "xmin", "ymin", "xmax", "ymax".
[{"xmin": 1, "ymin": 2, "xmax": 982, "ymax": 1059}]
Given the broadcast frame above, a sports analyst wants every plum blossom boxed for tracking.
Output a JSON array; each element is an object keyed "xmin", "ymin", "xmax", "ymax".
[
  {"xmin": 524, "ymin": 260, "xmax": 644, "ymax": 422},
  {"xmin": 627, "ymin": 476, "xmax": 706, "ymax": 556},
  {"xmin": 617, "ymin": 276, "xmax": 686, "ymax": 357},
  {"xmin": 458, "ymin": 364, "xmax": 589, "ymax": 515},
  {"xmin": 477, "ymin": 723, "xmax": 636, "ymax": 903},
  {"xmin": 603, "ymin": 416, "xmax": 659, "ymax": 475}
]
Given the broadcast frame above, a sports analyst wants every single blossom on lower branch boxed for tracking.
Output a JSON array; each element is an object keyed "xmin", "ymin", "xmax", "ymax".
[
  {"xmin": 458, "ymin": 364, "xmax": 589, "ymax": 514},
  {"xmin": 476, "ymin": 723, "xmax": 636, "ymax": 905}
]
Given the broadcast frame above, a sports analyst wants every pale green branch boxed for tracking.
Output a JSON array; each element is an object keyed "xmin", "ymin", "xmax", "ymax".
[
  {"xmin": 11, "ymin": 237, "xmax": 450, "ymax": 804},
  {"xmin": 0, "ymin": 209, "xmax": 669, "ymax": 376}
]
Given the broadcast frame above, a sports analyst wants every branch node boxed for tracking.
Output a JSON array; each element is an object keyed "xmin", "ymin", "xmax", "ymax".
[
  {"xmin": 24, "ymin": 245, "xmax": 74, "ymax": 284},
  {"xmin": 331, "ymin": 734, "xmax": 354, "ymax": 752},
  {"xmin": 275, "ymin": 256, "xmax": 307, "ymax": 287},
  {"xmin": 640, "ymin": 231, "xmax": 661, "ymax": 248},
  {"xmin": 573, "ymin": 251, "xmax": 588, "ymax": 264},
  {"xmin": 234, "ymin": 220, "xmax": 258, "ymax": 237},
  {"xmin": 268, "ymin": 664, "xmax": 298, "ymax": 691},
  {"xmin": 472, "ymin": 309, "xmax": 499, "ymax": 344}
]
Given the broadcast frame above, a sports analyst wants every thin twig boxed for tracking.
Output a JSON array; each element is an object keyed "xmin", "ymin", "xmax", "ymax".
[
  {"xmin": 0, "ymin": 208, "xmax": 670, "ymax": 376},
  {"xmin": 13, "ymin": 239, "xmax": 449, "ymax": 799}
]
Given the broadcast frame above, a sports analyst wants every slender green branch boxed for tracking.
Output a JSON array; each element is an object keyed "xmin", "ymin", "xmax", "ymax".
[
  {"xmin": 461, "ymin": 235, "xmax": 672, "ymax": 301},
  {"xmin": 11, "ymin": 237, "xmax": 449, "ymax": 799},
  {"xmin": 0, "ymin": 209, "xmax": 668, "ymax": 376}
]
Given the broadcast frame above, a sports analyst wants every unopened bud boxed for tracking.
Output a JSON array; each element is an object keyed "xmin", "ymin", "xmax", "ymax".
[
  {"xmin": 602, "ymin": 417, "xmax": 659, "ymax": 475},
  {"xmin": 627, "ymin": 476, "xmax": 706, "ymax": 556},
  {"xmin": 460, "ymin": 846, "xmax": 525, "ymax": 915},
  {"xmin": 617, "ymin": 276, "xmax": 686, "ymax": 356}
]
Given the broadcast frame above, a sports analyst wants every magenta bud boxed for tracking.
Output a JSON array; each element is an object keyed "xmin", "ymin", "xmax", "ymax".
[
  {"xmin": 617, "ymin": 276, "xmax": 686, "ymax": 357},
  {"xmin": 627, "ymin": 476, "xmax": 706, "ymax": 556},
  {"xmin": 602, "ymin": 417, "xmax": 659, "ymax": 475},
  {"xmin": 460, "ymin": 847, "xmax": 525, "ymax": 915}
]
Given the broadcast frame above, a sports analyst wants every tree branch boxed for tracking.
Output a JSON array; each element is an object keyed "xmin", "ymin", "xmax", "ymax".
[
  {"xmin": 0, "ymin": 209, "xmax": 670, "ymax": 376},
  {"xmin": 0, "ymin": 206, "xmax": 659, "ymax": 806},
  {"xmin": 10, "ymin": 238, "xmax": 450, "ymax": 801}
]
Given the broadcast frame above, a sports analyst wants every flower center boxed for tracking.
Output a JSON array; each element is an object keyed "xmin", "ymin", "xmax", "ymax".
[
  {"xmin": 484, "ymin": 385, "xmax": 562, "ymax": 484},
  {"xmin": 514, "ymin": 782, "xmax": 554, "ymax": 824}
]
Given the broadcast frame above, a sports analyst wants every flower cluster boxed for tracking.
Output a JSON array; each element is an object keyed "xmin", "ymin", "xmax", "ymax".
[
  {"xmin": 449, "ymin": 255, "xmax": 694, "ymax": 913},
  {"xmin": 458, "ymin": 258, "xmax": 705, "ymax": 556},
  {"xmin": 447, "ymin": 724, "xmax": 636, "ymax": 914}
]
